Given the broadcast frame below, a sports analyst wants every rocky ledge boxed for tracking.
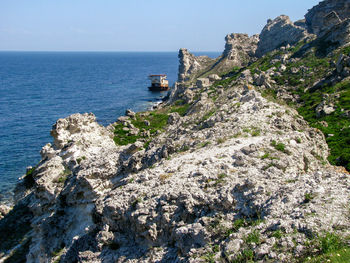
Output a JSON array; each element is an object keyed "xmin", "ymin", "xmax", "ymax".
[{"xmin": 1, "ymin": 0, "xmax": 350, "ymax": 262}]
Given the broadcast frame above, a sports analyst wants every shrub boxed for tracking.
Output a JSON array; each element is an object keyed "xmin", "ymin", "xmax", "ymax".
[
  {"xmin": 245, "ymin": 230, "xmax": 261, "ymax": 245},
  {"xmin": 271, "ymin": 140, "xmax": 286, "ymax": 152}
]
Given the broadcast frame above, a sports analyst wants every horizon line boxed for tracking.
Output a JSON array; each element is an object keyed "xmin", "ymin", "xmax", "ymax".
[{"xmin": 0, "ymin": 50, "xmax": 222, "ymax": 53}]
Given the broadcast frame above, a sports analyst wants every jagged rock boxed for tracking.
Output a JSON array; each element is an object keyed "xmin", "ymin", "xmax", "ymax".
[
  {"xmin": 208, "ymin": 74, "xmax": 221, "ymax": 82},
  {"xmin": 336, "ymin": 54, "xmax": 345, "ymax": 73},
  {"xmin": 3, "ymin": 1, "xmax": 350, "ymax": 262},
  {"xmin": 315, "ymin": 101, "xmax": 336, "ymax": 117},
  {"xmin": 305, "ymin": 0, "xmax": 350, "ymax": 35},
  {"xmin": 177, "ymin": 48, "xmax": 215, "ymax": 83},
  {"xmin": 239, "ymin": 69, "xmax": 253, "ymax": 83},
  {"xmin": 175, "ymin": 223, "xmax": 208, "ymax": 253},
  {"xmin": 255, "ymin": 243, "xmax": 270, "ymax": 259},
  {"xmin": 256, "ymin": 15, "xmax": 309, "ymax": 57},
  {"xmin": 222, "ymin": 33, "xmax": 259, "ymax": 67},
  {"xmin": 254, "ymin": 72, "xmax": 272, "ymax": 88},
  {"xmin": 317, "ymin": 18, "xmax": 350, "ymax": 53},
  {"xmin": 183, "ymin": 89, "xmax": 195, "ymax": 104},
  {"xmin": 125, "ymin": 109, "xmax": 136, "ymax": 119},
  {"xmin": 196, "ymin": 78, "xmax": 210, "ymax": 88},
  {"xmin": 168, "ymin": 112, "xmax": 181, "ymax": 125},
  {"xmin": 294, "ymin": 19, "xmax": 307, "ymax": 29},
  {"xmin": 323, "ymin": 11, "xmax": 342, "ymax": 30},
  {"xmin": 0, "ymin": 205, "xmax": 11, "ymax": 219},
  {"xmin": 124, "ymin": 141, "xmax": 144, "ymax": 155}
]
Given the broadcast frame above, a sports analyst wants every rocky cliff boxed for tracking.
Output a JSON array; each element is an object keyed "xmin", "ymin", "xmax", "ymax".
[
  {"xmin": 255, "ymin": 15, "xmax": 310, "ymax": 57},
  {"xmin": 1, "ymin": 0, "xmax": 350, "ymax": 262},
  {"xmin": 305, "ymin": 0, "xmax": 350, "ymax": 35},
  {"xmin": 177, "ymin": 48, "xmax": 216, "ymax": 83}
]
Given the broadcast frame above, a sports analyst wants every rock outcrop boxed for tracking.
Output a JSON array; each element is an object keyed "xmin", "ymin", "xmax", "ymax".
[
  {"xmin": 3, "ymin": 75, "xmax": 349, "ymax": 262},
  {"xmin": 177, "ymin": 48, "xmax": 215, "ymax": 83},
  {"xmin": 256, "ymin": 15, "xmax": 310, "ymax": 57},
  {"xmin": 305, "ymin": 0, "xmax": 350, "ymax": 35},
  {"xmin": 221, "ymin": 33, "xmax": 259, "ymax": 67},
  {"xmin": 317, "ymin": 18, "xmax": 350, "ymax": 53},
  {"xmin": 1, "ymin": 0, "xmax": 350, "ymax": 262}
]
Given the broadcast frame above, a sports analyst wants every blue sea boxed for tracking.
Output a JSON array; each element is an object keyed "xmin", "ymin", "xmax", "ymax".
[{"xmin": 0, "ymin": 51, "xmax": 220, "ymax": 203}]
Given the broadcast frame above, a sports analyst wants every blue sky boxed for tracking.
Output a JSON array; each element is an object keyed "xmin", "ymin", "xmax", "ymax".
[{"xmin": 0, "ymin": 0, "xmax": 320, "ymax": 51}]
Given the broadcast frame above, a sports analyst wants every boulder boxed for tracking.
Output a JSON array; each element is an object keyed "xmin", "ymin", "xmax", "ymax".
[
  {"xmin": 125, "ymin": 109, "xmax": 136, "ymax": 119},
  {"xmin": 315, "ymin": 101, "xmax": 336, "ymax": 117},
  {"xmin": 0, "ymin": 204, "xmax": 11, "ymax": 219},
  {"xmin": 208, "ymin": 74, "xmax": 221, "ymax": 82},
  {"xmin": 196, "ymin": 78, "xmax": 210, "ymax": 88}
]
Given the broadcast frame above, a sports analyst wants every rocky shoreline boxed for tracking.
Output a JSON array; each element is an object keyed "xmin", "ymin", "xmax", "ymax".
[{"xmin": 1, "ymin": 0, "xmax": 350, "ymax": 262}]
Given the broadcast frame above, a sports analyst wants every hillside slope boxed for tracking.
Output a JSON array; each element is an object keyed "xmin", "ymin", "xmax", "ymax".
[{"xmin": 1, "ymin": 0, "xmax": 350, "ymax": 262}]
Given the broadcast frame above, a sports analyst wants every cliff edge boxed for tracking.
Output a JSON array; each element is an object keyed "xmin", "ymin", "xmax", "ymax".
[{"xmin": 1, "ymin": 0, "xmax": 350, "ymax": 262}]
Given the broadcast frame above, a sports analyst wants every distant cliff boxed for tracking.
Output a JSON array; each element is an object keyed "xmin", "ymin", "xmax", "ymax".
[{"xmin": 1, "ymin": 0, "xmax": 350, "ymax": 262}]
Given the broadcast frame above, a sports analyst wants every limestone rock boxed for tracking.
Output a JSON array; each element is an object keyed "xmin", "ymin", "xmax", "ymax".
[
  {"xmin": 125, "ymin": 109, "xmax": 136, "ymax": 119},
  {"xmin": 256, "ymin": 15, "xmax": 309, "ymax": 57},
  {"xmin": 177, "ymin": 48, "xmax": 215, "ymax": 83},
  {"xmin": 196, "ymin": 78, "xmax": 210, "ymax": 88},
  {"xmin": 222, "ymin": 33, "xmax": 259, "ymax": 67},
  {"xmin": 305, "ymin": 0, "xmax": 350, "ymax": 35},
  {"xmin": 317, "ymin": 18, "xmax": 350, "ymax": 53},
  {"xmin": 208, "ymin": 74, "xmax": 221, "ymax": 82},
  {"xmin": 0, "ymin": 204, "xmax": 11, "ymax": 219},
  {"xmin": 315, "ymin": 101, "xmax": 336, "ymax": 117}
]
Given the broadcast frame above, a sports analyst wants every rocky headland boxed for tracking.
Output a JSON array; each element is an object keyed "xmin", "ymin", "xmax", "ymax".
[{"xmin": 1, "ymin": 0, "xmax": 350, "ymax": 262}]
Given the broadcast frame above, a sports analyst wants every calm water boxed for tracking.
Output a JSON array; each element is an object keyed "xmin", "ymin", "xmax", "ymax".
[{"xmin": 0, "ymin": 51, "xmax": 220, "ymax": 203}]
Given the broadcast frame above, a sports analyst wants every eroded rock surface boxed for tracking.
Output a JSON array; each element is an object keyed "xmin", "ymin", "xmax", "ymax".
[
  {"xmin": 305, "ymin": 0, "xmax": 350, "ymax": 35},
  {"xmin": 1, "ymin": 1, "xmax": 350, "ymax": 262},
  {"xmin": 256, "ymin": 15, "xmax": 310, "ymax": 57},
  {"xmin": 177, "ymin": 48, "xmax": 215, "ymax": 83},
  {"xmin": 3, "ymin": 81, "xmax": 348, "ymax": 263}
]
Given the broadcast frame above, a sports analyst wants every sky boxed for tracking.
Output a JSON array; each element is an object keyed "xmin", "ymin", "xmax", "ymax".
[{"xmin": 0, "ymin": 0, "xmax": 321, "ymax": 52}]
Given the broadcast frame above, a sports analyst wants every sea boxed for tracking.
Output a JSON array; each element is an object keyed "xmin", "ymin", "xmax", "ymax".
[{"xmin": 0, "ymin": 51, "xmax": 220, "ymax": 204}]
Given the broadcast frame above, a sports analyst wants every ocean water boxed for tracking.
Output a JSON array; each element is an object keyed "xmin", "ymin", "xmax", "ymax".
[{"xmin": 0, "ymin": 51, "xmax": 220, "ymax": 203}]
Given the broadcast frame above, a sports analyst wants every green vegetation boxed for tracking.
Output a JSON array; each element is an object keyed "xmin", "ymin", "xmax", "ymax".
[
  {"xmin": 216, "ymin": 137, "xmax": 226, "ymax": 144},
  {"xmin": 245, "ymin": 41, "xmax": 350, "ymax": 171},
  {"xmin": 224, "ymin": 217, "xmax": 264, "ymax": 238},
  {"xmin": 231, "ymin": 249, "xmax": 254, "ymax": 263},
  {"xmin": 245, "ymin": 230, "xmax": 261, "ymax": 245},
  {"xmin": 202, "ymin": 109, "xmax": 216, "ymax": 122},
  {"xmin": 271, "ymin": 140, "xmax": 287, "ymax": 153},
  {"xmin": 57, "ymin": 167, "xmax": 71, "ymax": 184},
  {"xmin": 198, "ymin": 141, "xmax": 211, "ymax": 148},
  {"xmin": 170, "ymin": 100, "xmax": 191, "ymax": 116},
  {"xmin": 304, "ymin": 192, "xmax": 315, "ymax": 204},
  {"xmin": 113, "ymin": 101, "xmax": 192, "ymax": 147},
  {"xmin": 260, "ymin": 152, "xmax": 270, "ymax": 159},
  {"xmin": 113, "ymin": 110, "xmax": 169, "ymax": 146},
  {"xmin": 76, "ymin": 156, "xmax": 86, "ymax": 164},
  {"xmin": 299, "ymin": 232, "xmax": 350, "ymax": 263},
  {"xmin": 296, "ymin": 79, "xmax": 350, "ymax": 171},
  {"xmin": 24, "ymin": 166, "xmax": 36, "ymax": 188},
  {"xmin": 201, "ymin": 244, "xmax": 220, "ymax": 263},
  {"xmin": 271, "ymin": 229, "xmax": 284, "ymax": 239},
  {"xmin": 242, "ymin": 127, "xmax": 261, "ymax": 137}
]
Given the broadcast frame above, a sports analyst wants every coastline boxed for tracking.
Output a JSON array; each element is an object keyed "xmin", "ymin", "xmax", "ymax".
[{"xmin": 1, "ymin": 1, "xmax": 350, "ymax": 261}]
